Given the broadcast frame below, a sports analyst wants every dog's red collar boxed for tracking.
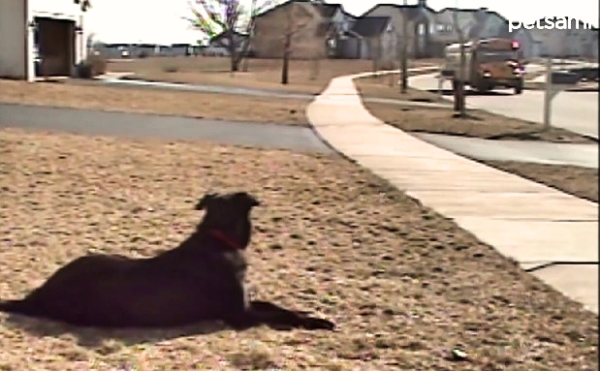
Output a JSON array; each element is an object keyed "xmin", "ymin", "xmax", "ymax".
[{"xmin": 209, "ymin": 229, "xmax": 242, "ymax": 250}]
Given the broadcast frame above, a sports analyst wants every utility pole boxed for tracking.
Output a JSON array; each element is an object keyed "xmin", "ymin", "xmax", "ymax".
[{"xmin": 400, "ymin": 0, "xmax": 408, "ymax": 93}]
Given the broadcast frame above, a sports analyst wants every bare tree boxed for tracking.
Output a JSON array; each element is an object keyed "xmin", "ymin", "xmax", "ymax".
[
  {"xmin": 452, "ymin": 11, "xmax": 466, "ymax": 116},
  {"xmin": 73, "ymin": 0, "xmax": 91, "ymax": 12},
  {"xmin": 280, "ymin": 3, "xmax": 312, "ymax": 85},
  {"xmin": 187, "ymin": 0, "xmax": 275, "ymax": 72},
  {"xmin": 400, "ymin": 2, "xmax": 409, "ymax": 93},
  {"xmin": 86, "ymin": 32, "xmax": 96, "ymax": 55}
]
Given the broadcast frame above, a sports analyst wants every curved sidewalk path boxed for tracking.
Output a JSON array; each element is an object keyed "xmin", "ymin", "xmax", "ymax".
[{"xmin": 306, "ymin": 73, "xmax": 598, "ymax": 314}]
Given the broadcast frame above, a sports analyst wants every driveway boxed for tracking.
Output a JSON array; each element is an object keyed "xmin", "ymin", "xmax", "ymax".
[
  {"xmin": 409, "ymin": 74, "xmax": 599, "ymax": 139},
  {"xmin": 0, "ymin": 103, "xmax": 332, "ymax": 153}
]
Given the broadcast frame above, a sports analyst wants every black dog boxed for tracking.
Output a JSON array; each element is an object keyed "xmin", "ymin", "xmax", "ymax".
[{"xmin": 0, "ymin": 191, "xmax": 334, "ymax": 331}]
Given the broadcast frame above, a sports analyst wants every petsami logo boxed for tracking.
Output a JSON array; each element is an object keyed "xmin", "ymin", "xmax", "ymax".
[{"xmin": 509, "ymin": 17, "xmax": 595, "ymax": 33}]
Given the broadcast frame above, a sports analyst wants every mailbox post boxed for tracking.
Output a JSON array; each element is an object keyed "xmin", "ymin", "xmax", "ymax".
[{"xmin": 542, "ymin": 58, "xmax": 579, "ymax": 131}]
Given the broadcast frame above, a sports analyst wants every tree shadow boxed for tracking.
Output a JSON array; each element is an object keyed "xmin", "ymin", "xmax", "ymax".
[
  {"xmin": 486, "ymin": 130, "xmax": 547, "ymax": 141},
  {"xmin": 425, "ymin": 88, "xmax": 513, "ymax": 97}
]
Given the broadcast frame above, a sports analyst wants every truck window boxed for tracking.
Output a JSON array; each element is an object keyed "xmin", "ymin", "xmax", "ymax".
[{"xmin": 477, "ymin": 50, "xmax": 517, "ymax": 62}]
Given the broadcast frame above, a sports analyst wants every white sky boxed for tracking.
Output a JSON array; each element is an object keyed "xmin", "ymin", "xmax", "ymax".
[{"xmin": 82, "ymin": 0, "xmax": 600, "ymax": 44}]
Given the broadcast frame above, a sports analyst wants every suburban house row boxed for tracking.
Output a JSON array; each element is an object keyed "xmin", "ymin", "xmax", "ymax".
[
  {"xmin": 245, "ymin": 0, "xmax": 598, "ymax": 61},
  {"xmin": 97, "ymin": 0, "xmax": 599, "ymax": 62}
]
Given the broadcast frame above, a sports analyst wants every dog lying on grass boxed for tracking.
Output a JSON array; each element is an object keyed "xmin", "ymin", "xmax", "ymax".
[{"xmin": 0, "ymin": 191, "xmax": 334, "ymax": 331}]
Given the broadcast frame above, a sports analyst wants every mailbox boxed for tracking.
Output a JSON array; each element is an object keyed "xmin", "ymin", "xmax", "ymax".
[
  {"xmin": 550, "ymin": 71, "xmax": 579, "ymax": 85},
  {"xmin": 571, "ymin": 67, "xmax": 598, "ymax": 82}
]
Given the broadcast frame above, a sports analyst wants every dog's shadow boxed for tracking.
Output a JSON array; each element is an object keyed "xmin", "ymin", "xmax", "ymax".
[{"xmin": 2, "ymin": 313, "xmax": 231, "ymax": 350}]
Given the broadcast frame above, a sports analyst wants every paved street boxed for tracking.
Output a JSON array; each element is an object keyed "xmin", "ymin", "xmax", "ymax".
[{"xmin": 409, "ymin": 74, "xmax": 599, "ymax": 139}]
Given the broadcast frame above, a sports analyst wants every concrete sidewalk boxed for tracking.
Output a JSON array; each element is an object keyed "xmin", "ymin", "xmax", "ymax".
[{"xmin": 306, "ymin": 73, "xmax": 598, "ymax": 314}]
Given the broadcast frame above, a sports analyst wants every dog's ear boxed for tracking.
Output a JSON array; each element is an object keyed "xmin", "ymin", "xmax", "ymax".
[
  {"xmin": 247, "ymin": 193, "xmax": 260, "ymax": 207},
  {"xmin": 237, "ymin": 192, "xmax": 260, "ymax": 208},
  {"xmin": 195, "ymin": 193, "xmax": 217, "ymax": 210}
]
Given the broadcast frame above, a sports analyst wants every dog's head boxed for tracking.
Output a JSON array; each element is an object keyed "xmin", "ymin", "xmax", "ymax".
[{"xmin": 194, "ymin": 191, "xmax": 260, "ymax": 249}]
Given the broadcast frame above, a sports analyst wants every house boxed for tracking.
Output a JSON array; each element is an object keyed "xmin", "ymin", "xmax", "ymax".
[
  {"xmin": 0, "ymin": 0, "xmax": 87, "ymax": 81},
  {"xmin": 131, "ymin": 43, "xmax": 161, "ymax": 57},
  {"xmin": 430, "ymin": 7, "xmax": 510, "ymax": 56},
  {"xmin": 511, "ymin": 28, "xmax": 541, "ymax": 60},
  {"xmin": 169, "ymin": 43, "xmax": 197, "ymax": 56},
  {"xmin": 203, "ymin": 30, "xmax": 249, "ymax": 56},
  {"xmin": 337, "ymin": 16, "xmax": 394, "ymax": 61},
  {"xmin": 361, "ymin": 0, "xmax": 436, "ymax": 58},
  {"xmin": 251, "ymin": 0, "xmax": 344, "ymax": 60},
  {"xmin": 528, "ymin": 17, "xmax": 598, "ymax": 58},
  {"xmin": 94, "ymin": 43, "xmax": 131, "ymax": 59}
]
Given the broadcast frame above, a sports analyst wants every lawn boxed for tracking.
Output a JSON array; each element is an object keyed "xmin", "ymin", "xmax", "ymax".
[
  {"xmin": 107, "ymin": 57, "xmax": 442, "ymax": 95},
  {"xmin": 0, "ymin": 128, "xmax": 597, "ymax": 370},
  {"xmin": 481, "ymin": 161, "xmax": 598, "ymax": 203},
  {"xmin": 0, "ymin": 79, "xmax": 310, "ymax": 126}
]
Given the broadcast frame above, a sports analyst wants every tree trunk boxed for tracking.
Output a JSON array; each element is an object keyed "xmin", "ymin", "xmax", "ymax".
[
  {"xmin": 228, "ymin": 33, "xmax": 239, "ymax": 73},
  {"xmin": 452, "ymin": 79, "xmax": 465, "ymax": 112},
  {"xmin": 400, "ymin": 44, "xmax": 408, "ymax": 93},
  {"xmin": 456, "ymin": 46, "xmax": 466, "ymax": 116},
  {"xmin": 231, "ymin": 56, "xmax": 239, "ymax": 72},
  {"xmin": 281, "ymin": 33, "xmax": 291, "ymax": 85}
]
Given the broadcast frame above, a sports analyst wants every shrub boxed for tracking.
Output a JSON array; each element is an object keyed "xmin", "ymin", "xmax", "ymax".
[
  {"xmin": 161, "ymin": 65, "xmax": 179, "ymax": 73},
  {"xmin": 75, "ymin": 55, "xmax": 107, "ymax": 79},
  {"xmin": 87, "ymin": 55, "xmax": 107, "ymax": 75},
  {"xmin": 75, "ymin": 62, "xmax": 93, "ymax": 78}
]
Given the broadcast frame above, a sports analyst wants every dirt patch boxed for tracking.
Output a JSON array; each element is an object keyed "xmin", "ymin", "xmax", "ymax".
[
  {"xmin": 354, "ymin": 78, "xmax": 594, "ymax": 144},
  {"xmin": 481, "ymin": 161, "xmax": 598, "ymax": 203},
  {"xmin": 0, "ymin": 80, "xmax": 309, "ymax": 126},
  {"xmin": 107, "ymin": 57, "xmax": 441, "ymax": 95},
  {"xmin": 0, "ymin": 128, "xmax": 597, "ymax": 370}
]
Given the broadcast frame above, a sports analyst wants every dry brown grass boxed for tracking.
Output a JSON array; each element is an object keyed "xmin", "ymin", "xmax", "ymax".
[
  {"xmin": 354, "ymin": 77, "xmax": 594, "ymax": 144},
  {"xmin": 108, "ymin": 57, "xmax": 442, "ymax": 95},
  {"xmin": 0, "ymin": 80, "xmax": 309, "ymax": 126},
  {"xmin": 357, "ymin": 74, "xmax": 448, "ymax": 103},
  {"xmin": 0, "ymin": 128, "xmax": 597, "ymax": 370},
  {"xmin": 482, "ymin": 161, "xmax": 598, "ymax": 203}
]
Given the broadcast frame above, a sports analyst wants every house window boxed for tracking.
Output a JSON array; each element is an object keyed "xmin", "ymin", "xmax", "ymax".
[{"xmin": 436, "ymin": 24, "xmax": 452, "ymax": 32}]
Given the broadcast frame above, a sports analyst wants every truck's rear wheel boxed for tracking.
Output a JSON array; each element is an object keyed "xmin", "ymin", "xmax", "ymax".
[
  {"xmin": 475, "ymin": 84, "xmax": 492, "ymax": 93},
  {"xmin": 514, "ymin": 83, "xmax": 523, "ymax": 95}
]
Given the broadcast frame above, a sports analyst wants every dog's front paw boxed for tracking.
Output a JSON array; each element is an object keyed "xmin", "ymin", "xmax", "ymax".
[{"xmin": 302, "ymin": 317, "xmax": 335, "ymax": 331}]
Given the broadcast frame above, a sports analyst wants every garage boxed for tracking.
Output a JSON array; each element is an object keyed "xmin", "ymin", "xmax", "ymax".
[
  {"xmin": 0, "ymin": 0, "xmax": 86, "ymax": 81},
  {"xmin": 35, "ymin": 17, "xmax": 76, "ymax": 77}
]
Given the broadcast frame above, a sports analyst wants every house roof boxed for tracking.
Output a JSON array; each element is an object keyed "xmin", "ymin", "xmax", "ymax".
[
  {"xmin": 210, "ymin": 30, "xmax": 248, "ymax": 42},
  {"xmin": 362, "ymin": 3, "xmax": 436, "ymax": 17},
  {"xmin": 255, "ymin": 0, "xmax": 346, "ymax": 20},
  {"xmin": 313, "ymin": 2, "xmax": 342, "ymax": 18},
  {"xmin": 351, "ymin": 16, "xmax": 390, "ymax": 37}
]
